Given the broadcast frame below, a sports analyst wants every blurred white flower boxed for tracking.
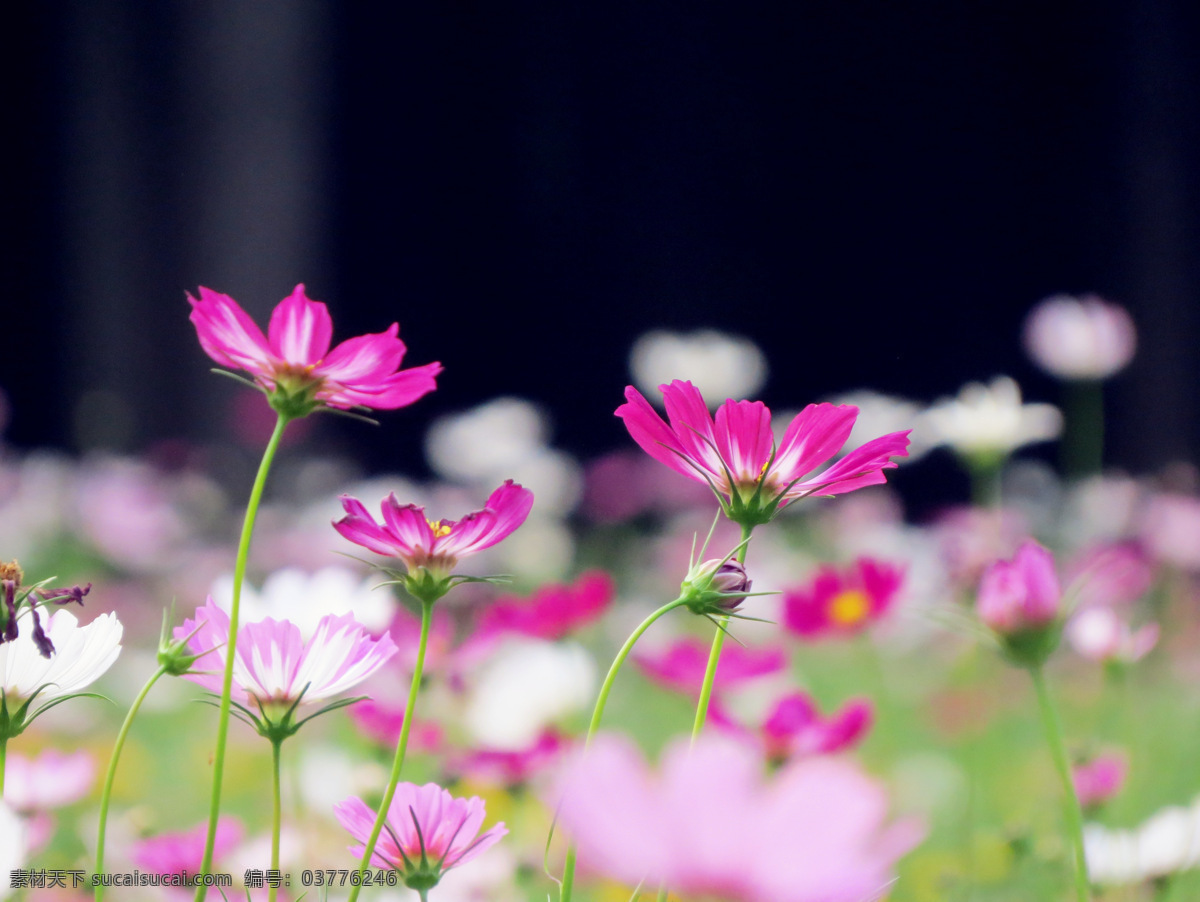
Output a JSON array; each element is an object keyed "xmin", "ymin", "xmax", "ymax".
[
  {"xmin": 426, "ymin": 398, "xmax": 548, "ymax": 483},
  {"xmin": 1023, "ymin": 294, "xmax": 1136, "ymax": 380},
  {"xmin": 630, "ymin": 329, "xmax": 767, "ymax": 404},
  {"xmin": 464, "ymin": 638, "xmax": 595, "ymax": 750},
  {"xmin": 0, "ymin": 801, "xmax": 26, "ymax": 899},
  {"xmin": 209, "ymin": 566, "xmax": 394, "ymax": 636},
  {"xmin": 920, "ymin": 376, "xmax": 1062, "ymax": 459},
  {"xmin": 825, "ymin": 391, "xmax": 929, "ymax": 462},
  {"xmin": 0, "ymin": 453, "xmax": 73, "ymax": 562},
  {"xmin": 1066, "ymin": 607, "xmax": 1158, "ymax": 664},
  {"xmin": 1086, "ymin": 796, "xmax": 1200, "ymax": 884},
  {"xmin": 0, "ymin": 610, "xmax": 122, "ymax": 703}
]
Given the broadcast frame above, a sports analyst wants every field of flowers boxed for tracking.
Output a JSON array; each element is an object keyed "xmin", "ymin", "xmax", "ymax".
[{"xmin": 2, "ymin": 287, "xmax": 1194, "ymax": 901}]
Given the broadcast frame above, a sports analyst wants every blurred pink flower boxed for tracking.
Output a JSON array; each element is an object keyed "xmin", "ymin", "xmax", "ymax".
[
  {"xmin": 756, "ymin": 693, "xmax": 873, "ymax": 762},
  {"xmin": 1141, "ymin": 493, "xmax": 1200, "ymax": 571},
  {"xmin": 452, "ymin": 730, "xmax": 568, "ymax": 786},
  {"xmin": 933, "ymin": 504, "xmax": 1028, "ymax": 587},
  {"xmin": 1023, "ymin": 294, "xmax": 1136, "ymax": 380},
  {"xmin": 783, "ymin": 557, "xmax": 905, "ymax": 639},
  {"xmin": 635, "ymin": 637, "xmax": 786, "ymax": 696},
  {"xmin": 189, "ymin": 284, "xmax": 441, "ymax": 411},
  {"xmin": 130, "ymin": 817, "xmax": 243, "ymax": 877},
  {"xmin": 4, "ymin": 749, "xmax": 94, "ymax": 812},
  {"xmin": 478, "ymin": 571, "xmax": 615, "ymax": 640},
  {"xmin": 1073, "ymin": 752, "xmax": 1128, "ymax": 809},
  {"xmin": 177, "ymin": 598, "xmax": 397, "ymax": 707},
  {"xmin": 334, "ymin": 783, "xmax": 506, "ymax": 885},
  {"xmin": 554, "ymin": 733, "xmax": 922, "ymax": 901},
  {"xmin": 977, "ymin": 541, "xmax": 1062, "ymax": 635},
  {"xmin": 616, "ymin": 380, "xmax": 909, "ymax": 523},
  {"xmin": 1066, "ymin": 607, "xmax": 1158, "ymax": 664},
  {"xmin": 334, "ymin": 480, "xmax": 534, "ymax": 579},
  {"xmin": 347, "ymin": 698, "xmax": 444, "ymax": 752},
  {"xmin": 1067, "ymin": 542, "xmax": 1155, "ymax": 608}
]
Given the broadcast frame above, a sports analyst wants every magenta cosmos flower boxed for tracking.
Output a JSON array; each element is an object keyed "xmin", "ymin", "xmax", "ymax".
[
  {"xmin": 783, "ymin": 557, "xmax": 905, "ymax": 639},
  {"xmin": 189, "ymin": 284, "xmax": 442, "ymax": 415},
  {"xmin": 477, "ymin": 570, "xmax": 615, "ymax": 640},
  {"xmin": 553, "ymin": 733, "xmax": 922, "ymax": 902},
  {"xmin": 635, "ymin": 636, "xmax": 785, "ymax": 696},
  {"xmin": 747, "ymin": 692, "xmax": 873, "ymax": 764},
  {"xmin": 334, "ymin": 481, "xmax": 534, "ymax": 595},
  {"xmin": 176, "ymin": 598, "xmax": 397, "ymax": 725},
  {"xmin": 335, "ymin": 783, "xmax": 507, "ymax": 894},
  {"xmin": 616, "ymin": 380, "xmax": 910, "ymax": 526},
  {"xmin": 977, "ymin": 541, "xmax": 1062, "ymax": 636}
]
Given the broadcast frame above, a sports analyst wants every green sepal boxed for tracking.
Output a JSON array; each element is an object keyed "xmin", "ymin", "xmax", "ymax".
[{"xmin": 999, "ymin": 621, "xmax": 1063, "ymax": 670}]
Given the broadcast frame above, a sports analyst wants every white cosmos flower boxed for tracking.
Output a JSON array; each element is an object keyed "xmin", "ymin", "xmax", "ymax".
[
  {"xmin": 919, "ymin": 376, "xmax": 1062, "ymax": 459},
  {"xmin": 0, "ymin": 801, "xmax": 26, "ymax": 899},
  {"xmin": 464, "ymin": 638, "xmax": 595, "ymax": 750},
  {"xmin": 1085, "ymin": 796, "xmax": 1200, "ymax": 884},
  {"xmin": 0, "ymin": 610, "xmax": 122, "ymax": 702},
  {"xmin": 630, "ymin": 329, "xmax": 768, "ymax": 405}
]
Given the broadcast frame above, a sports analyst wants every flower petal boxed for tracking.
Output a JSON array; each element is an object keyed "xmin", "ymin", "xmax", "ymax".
[
  {"xmin": 318, "ymin": 325, "xmax": 406, "ymax": 385},
  {"xmin": 785, "ymin": 430, "xmax": 911, "ymax": 499},
  {"xmin": 267, "ymin": 284, "xmax": 333, "ymax": 365},
  {"xmin": 322, "ymin": 361, "xmax": 443, "ymax": 410},
  {"xmin": 188, "ymin": 287, "xmax": 274, "ymax": 376},
  {"xmin": 772, "ymin": 404, "xmax": 859, "ymax": 485},
  {"xmin": 333, "ymin": 495, "xmax": 406, "ymax": 557},
  {"xmin": 713, "ymin": 399, "xmax": 773, "ymax": 483},
  {"xmin": 614, "ymin": 386, "xmax": 698, "ymax": 481}
]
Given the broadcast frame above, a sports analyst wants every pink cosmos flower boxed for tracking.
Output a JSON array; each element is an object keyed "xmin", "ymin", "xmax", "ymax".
[
  {"xmin": 1140, "ymin": 493, "xmax": 1200, "ymax": 571},
  {"xmin": 1067, "ymin": 542, "xmax": 1155, "ymax": 609},
  {"xmin": 452, "ymin": 730, "xmax": 568, "ymax": 786},
  {"xmin": 756, "ymin": 692, "xmax": 874, "ymax": 762},
  {"xmin": 176, "ymin": 598, "xmax": 398, "ymax": 708},
  {"xmin": 977, "ymin": 541, "xmax": 1063, "ymax": 635},
  {"xmin": 1073, "ymin": 752, "xmax": 1128, "ymax": 809},
  {"xmin": 334, "ymin": 783, "xmax": 507, "ymax": 886},
  {"xmin": 477, "ymin": 571, "xmax": 615, "ymax": 640},
  {"xmin": 131, "ymin": 817, "xmax": 243, "ymax": 877},
  {"xmin": 333, "ymin": 480, "xmax": 534, "ymax": 579},
  {"xmin": 634, "ymin": 637, "xmax": 786, "ymax": 696},
  {"xmin": 616, "ymin": 380, "xmax": 910, "ymax": 524},
  {"xmin": 4, "ymin": 750, "xmax": 95, "ymax": 812},
  {"xmin": 783, "ymin": 557, "xmax": 905, "ymax": 639},
  {"xmin": 347, "ymin": 699, "xmax": 444, "ymax": 752},
  {"xmin": 553, "ymin": 733, "xmax": 922, "ymax": 902},
  {"xmin": 189, "ymin": 284, "xmax": 442, "ymax": 411}
]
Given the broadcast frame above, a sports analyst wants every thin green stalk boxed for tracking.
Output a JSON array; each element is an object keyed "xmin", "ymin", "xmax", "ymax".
[
  {"xmin": 346, "ymin": 599, "xmax": 435, "ymax": 902},
  {"xmin": 95, "ymin": 664, "xmax": 168, "ymax": 901},
  {"xmin": 559, "ymin": 596, "xmax": 689, "ymax": 902},
  {"xmin": 0, "ymin": 736, "xmax": 6, "ymax": 796},
  {"xmin": 269, "ymin": 738, "xmax": 283, "ymax": 902},
  {"xmin": 1030, "ymin": 666, "xmax": 1090, "ymax": 902},
  {"xmin": 655, "ymin": 886, "xmax": 668, "ymax": 902},
  {"xmin": 1062, "ymin": 379, "xmax": 1104, "ymax": 479},
  {"xmin": 195, "ymin": 411, "xmax": 291, "ymax": 901},
  {"xmin": 690, "ymin": 524, "xmax": 752, "ymax": 742}
]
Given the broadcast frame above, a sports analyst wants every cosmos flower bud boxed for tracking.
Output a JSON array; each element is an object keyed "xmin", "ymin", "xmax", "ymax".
[
  {"xmin": 978, "ymin": 541, "xmax": 1064, "ymax": 667},
  {"xmin": 681, "ymin": 558, "xmax": 752, "ymax": 614}
]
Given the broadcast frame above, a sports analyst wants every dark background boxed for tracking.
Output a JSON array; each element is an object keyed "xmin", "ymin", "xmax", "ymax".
[{"xmin": 8, "ymin": 2, "xmax": 1200, "ymax": 501}]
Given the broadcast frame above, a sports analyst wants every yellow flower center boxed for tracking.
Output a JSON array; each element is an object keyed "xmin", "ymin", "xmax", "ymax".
[
  {"xmin": 828, "ymin": 589, "xmax": 871, "ymax": 627},
  {"xmin": 427, "ymin": 519, "xmax": 452, "ymax": 538}
]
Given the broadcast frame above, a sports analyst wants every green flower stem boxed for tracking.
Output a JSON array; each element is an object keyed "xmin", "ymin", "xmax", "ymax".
[
  {"xmin": 1031, "ymin": 665, "xmax": 1090, "ymax": 902},
  {"xmin": 0, "ymin": 736, "xmax": 6, "ymax": 796},
  {"xmin": 269, "ymin": 737, "xmax": 283, "ymax": 902},
  {"xmin": 558, "ymin": 596, "xmax": 690, "ymax": 902},
  {"xmin": 195, "ymin": 411, "xmax": 291, "ymax": 902},
  {"xmin": 94, "ymin": 664, "xmax": 168, "ymax": 902},
  {"xmin": 1063, "ymin": 379, "xmax": 1104, "ymax": 479},
  {"xmin": 690, "ymin": 524, "xmax": 752, "ymax": 743},
  {"xmin": 346, "ymin": 599, "xmax": 435, "ymax": 902}
]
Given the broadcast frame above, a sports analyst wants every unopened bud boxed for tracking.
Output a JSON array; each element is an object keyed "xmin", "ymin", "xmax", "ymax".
[{"xmin": 682, "ymin": 558, "xmax": 752, "ymax": 615}]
